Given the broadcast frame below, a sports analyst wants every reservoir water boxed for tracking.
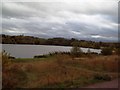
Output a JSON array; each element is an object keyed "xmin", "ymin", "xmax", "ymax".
[{"xmin": 2, "ymin": 44, "xmax": 101, "ymax": 58}]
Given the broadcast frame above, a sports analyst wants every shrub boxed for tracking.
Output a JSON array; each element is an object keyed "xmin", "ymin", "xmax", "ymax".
[
  {"xmin": 71, "ymin": 41, "xmax": 83, "ymax": 57},
  {"xmin": 102, "ymin": 74, "xmax": 112, "ymax": 81},
  {"xmin": 93, "ymin": 73, "xmax": 111, "ymax": 81},
  {"xmin": 101, "ymin": 47, "xmax": 112, "ymax": 55},
  {"xmin": 2, "ymin": 50, "xmax": 11, "ymax": 66},
  {"xmin": 87, "ymin": 48, "xmax": 91, "ymax": 54},
  {"xmin": 115, "ymin": 48, "xmax": 120, "ymax": 55},
  {"xmin": 34, "ymin": 55, "xmax": 47, "ymax": 58}
]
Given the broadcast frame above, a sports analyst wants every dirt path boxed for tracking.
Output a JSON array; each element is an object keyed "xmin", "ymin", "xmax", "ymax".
[{"xmin": 85, "ymin": 79, "xmax": 119, "ymax": 88}]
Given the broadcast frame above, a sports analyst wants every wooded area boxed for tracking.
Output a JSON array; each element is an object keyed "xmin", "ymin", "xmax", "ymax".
[{"xmin": 1, "ymin": 34, "xmax": 119, "ymax": 49}]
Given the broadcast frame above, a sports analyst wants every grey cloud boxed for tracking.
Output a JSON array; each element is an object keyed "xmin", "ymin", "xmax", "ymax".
[{"xmin": 2, "ymin": 1, "xmax": 118, "ymax": 42}]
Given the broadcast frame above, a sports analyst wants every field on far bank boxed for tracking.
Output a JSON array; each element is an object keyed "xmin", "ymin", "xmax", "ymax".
[{"xmin": 3, "ymin": 54, "xmax": 119, "ymax": 88}]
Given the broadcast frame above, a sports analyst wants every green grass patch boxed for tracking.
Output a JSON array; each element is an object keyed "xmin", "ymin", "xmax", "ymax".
[{"xmin": 13, "ymin": 56, "xmax": 55, "ymax": 62}]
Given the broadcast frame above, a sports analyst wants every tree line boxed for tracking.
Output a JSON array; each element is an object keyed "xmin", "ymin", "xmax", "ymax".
[{"xmin": 1, "ymin": 34, "xmax": 119, "ymax": 49}]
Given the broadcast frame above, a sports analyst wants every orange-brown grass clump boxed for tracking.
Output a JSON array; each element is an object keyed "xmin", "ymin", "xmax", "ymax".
[
  {"xmin": 2, "ymin": 51, "xmax": 27, "ymax": 88},
  {"xmin": 77, "ymin": 55, "xmax": 119, "ymax": 72},
  {"xmin": 2, "ymin": 53, "xmax": 119, "ymax": 88}
]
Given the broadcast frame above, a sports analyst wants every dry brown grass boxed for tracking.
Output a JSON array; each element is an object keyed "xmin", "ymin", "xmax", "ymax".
[
  {"xmin": 77, "ymin": 55, "xmax": 119, "ymax": 72},
  {"xmin": 2, "ymin": 54, "xmax": 119, "ymax": 88}
]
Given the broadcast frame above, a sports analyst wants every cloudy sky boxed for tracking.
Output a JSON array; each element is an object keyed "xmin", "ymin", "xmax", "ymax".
[{"xmin": 2, "ymin": 0, "xmax": 119, "ymax": 42}]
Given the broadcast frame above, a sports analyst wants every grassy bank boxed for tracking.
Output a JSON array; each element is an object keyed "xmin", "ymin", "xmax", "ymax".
[{"xmin": 2, "ymin": 53, "xmax": 119, "ymax": 88}]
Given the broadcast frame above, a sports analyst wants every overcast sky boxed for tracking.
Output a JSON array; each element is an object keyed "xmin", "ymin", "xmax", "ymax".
[{"xmin": 2, "ymin": 0, "xmax": 119, "ymax": 42}]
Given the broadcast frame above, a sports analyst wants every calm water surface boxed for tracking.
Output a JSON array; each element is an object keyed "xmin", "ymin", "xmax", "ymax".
[{"xmin": 2, "ymin": 44, "xmax": 101, "ymax": 58}]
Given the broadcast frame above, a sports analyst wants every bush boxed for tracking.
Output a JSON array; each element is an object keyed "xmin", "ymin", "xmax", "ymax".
[
  {"xmin": 101, "ymin": 47, "xmax": 112, "ymax": 55},
  {"xmin": 71, "ymin": 41, "xmax": 83, "ymax": 57},
  {"xmin": 115, "ymin": 48, "xmax": 120, "ymax": 55},
  {"xmin": 102, "ymin": 74, "xmax": 112, "ymax": 81},
  {"xmin": 34, "ymin": 55, "xmax": 47, "ymax": 58},
  {"xmin": 93, "ymin": 73, "xmax": 111, "ymax": 81}
]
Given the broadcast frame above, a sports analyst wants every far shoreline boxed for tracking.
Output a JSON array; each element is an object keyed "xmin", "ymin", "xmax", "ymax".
[{"xmin": 1, "ymin": 44, "xmax": 103, "ymax": 50}]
